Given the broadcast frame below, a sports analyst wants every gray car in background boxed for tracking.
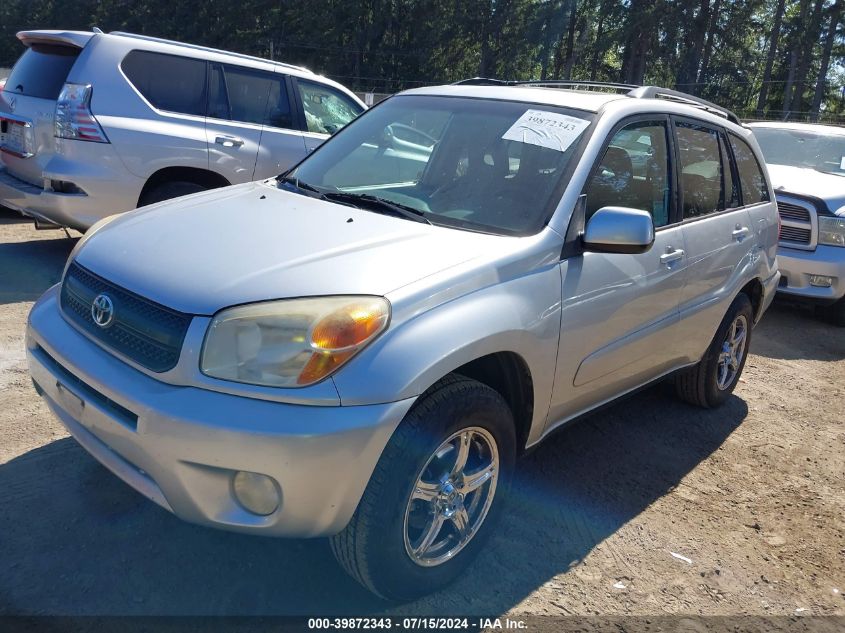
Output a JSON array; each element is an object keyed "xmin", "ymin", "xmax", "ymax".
[
  {"xmin": 26, "ymin": 81, "xmax": 779, "ymax": 600},
  {"xmin": 0, "ymin": 29, "xmax": 365, "ymax": 231}
]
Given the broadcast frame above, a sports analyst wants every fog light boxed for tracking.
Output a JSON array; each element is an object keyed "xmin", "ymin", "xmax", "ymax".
[
  {"xmin": 232, "ymin": 471, "xmax": 280, "ymax": 515},
  {"xmin": 808, "ymin": 274, "xmax": 834, "ymax": 288}
]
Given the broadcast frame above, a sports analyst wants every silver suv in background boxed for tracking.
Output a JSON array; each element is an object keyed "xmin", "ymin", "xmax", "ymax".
[
  {"xmin": 748, "ymin": 122, "xmax": 845, "ymax": 325},
  {"xmin": 0, "ymin": 30, "xmax": 365, "ymax": 231},
  {"xmin": 27, "ymin": 81, "xmax": 779, "ymax": 599}
]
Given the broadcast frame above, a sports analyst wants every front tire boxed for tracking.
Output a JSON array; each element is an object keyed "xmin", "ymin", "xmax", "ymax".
[
  {"xmin": 675, "ymin": 293, "xmax": 753, "ymax": 408},
  {"xmin": 331, "ymin": 374, "xmax": 515, "ymax": 601}
]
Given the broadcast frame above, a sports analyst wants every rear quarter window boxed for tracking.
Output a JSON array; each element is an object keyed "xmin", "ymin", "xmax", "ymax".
[
  {"xmin": 730, "ymin": 135, "xmax": 771, "ymax": 205},
  {"xmin": 121, "ymin": 50, "xmax": 207, "ymax": 116},
  {"xmin": 5, "ymin": 44, "xmax": 80, "ymax": 100}
]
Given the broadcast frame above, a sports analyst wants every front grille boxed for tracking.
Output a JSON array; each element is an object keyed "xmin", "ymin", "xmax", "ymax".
[
  {"xmin": 777, "ymin": 201, "xmax": 811, "ymax": 222},
  {"xmin": 779, "ymin": 225, "xmax": 812, "ymax": 244},
  {"xmin": 775, "ymin": 196, "xmax": 816, "ymax": 250},
  {"xmin": 60, "ymin": 262, "xmax": 192, "ymax": 372}
]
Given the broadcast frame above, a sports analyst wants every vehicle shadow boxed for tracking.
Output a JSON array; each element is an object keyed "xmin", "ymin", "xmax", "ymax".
[
  {"xmin": 0, "ymin": 235, "xmax": 77, "ymax": 304},
  {"xmin": 0, "ymin": 206, "xmax": 29, "ymax": 224},
  {"xmin": 0, "ymin": 385, "xmax": 746, "ymax": 615},
  {"xmin": 751, "ymin": 298, "xmax": 845, "ymax": 362}
]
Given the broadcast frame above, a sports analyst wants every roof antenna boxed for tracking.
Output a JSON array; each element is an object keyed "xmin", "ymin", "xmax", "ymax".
[{"xmin": 92, "ymin": 26, "xmax": 104, "ymax": 34}]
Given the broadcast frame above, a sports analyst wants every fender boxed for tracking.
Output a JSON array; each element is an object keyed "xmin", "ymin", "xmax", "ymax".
[{"xmin": 332, "ymin": 261, "xmax": 563, "ymax": 445}]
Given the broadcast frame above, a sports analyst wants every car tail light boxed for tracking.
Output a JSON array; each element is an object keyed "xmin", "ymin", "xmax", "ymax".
[{"xmin": 55, "ymin": 83, "xmax": 109, "ymax": 143}]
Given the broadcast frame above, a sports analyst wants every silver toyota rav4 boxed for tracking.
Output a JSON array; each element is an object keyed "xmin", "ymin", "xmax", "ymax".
[{"xmin": 26, "ymin": 81, "xmax": 780, "ymax": 600}]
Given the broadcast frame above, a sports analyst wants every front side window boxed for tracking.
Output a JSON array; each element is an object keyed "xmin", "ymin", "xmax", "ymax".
[
  {"xmin": 297, "ymin": 80, "xmax": 363, "ymax": 135},
  {"xmin": 585, "ymin": 120, "xmax": 672, "ymax": 227},
  {"xmin": 285, "ymin": 95, "xmax": 594, "ymax": 235},
  {"xmin": 730, "ymin": 135, "xmax": 771, "ymax": 205},
  {"xmin": 676, "ymin": 121, "xmax": 731, "ymax": 219},
  {"xmin": 121, "ymin": 51, "xmax": 206, "ymax": 116}
]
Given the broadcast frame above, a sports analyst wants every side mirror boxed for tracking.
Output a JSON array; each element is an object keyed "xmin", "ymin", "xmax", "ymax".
[{"xmin": 582, "ymin": 206, "xmax": 655, "ymax": 254}]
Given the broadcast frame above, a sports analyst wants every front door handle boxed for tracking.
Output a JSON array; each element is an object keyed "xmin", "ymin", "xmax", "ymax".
[
  {"xmin": 215, "ymin": 135, "xmax": 244, "ymax": 148},
  {"xmin": 659, "ymin": 248, "xmax": 685, "ymax": 266},
  {"xmin": 732, "ymin": 225, "xmax": 751, "ymax": 241}
]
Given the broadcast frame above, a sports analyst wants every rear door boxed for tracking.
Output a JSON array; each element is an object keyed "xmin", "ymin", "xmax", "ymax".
[
  {"xmin": 1, "ymin": 40, "xmax": 84, "ymax": 186},
  {"xmin": 292, "ymin": 77, "xmax": 365, "ymax": 154},
  {"xmin": 673, "ymin": 118, "xmax": 753, "ymax": 359},
  {"xmin": 251, "ymin": 70, "xmax": 308, "ymax": 179},
  {"xmin": 206, "ymin": 63, "xmax": 269, "ymax": 183}
]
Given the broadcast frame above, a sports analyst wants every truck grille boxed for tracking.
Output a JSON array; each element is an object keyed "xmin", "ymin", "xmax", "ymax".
[
  {"xmin": 777, "ymin": 201, "xmax": 811, "ymax": 222},
  {"xmin": 776, "ymin": 198, "xmax": 816, "ymax": 250},
  {"xmin": 779, "ymin": 225, "xmax": 812, "ymax": 243},
  {"xmin": 60, "ymin": 262, "xmax": 192, "ymax": 372}
]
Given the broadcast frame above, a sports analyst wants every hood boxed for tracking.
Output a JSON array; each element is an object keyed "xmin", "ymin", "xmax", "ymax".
[
  {"xmin": 75, "ymin": 182, "xmax": 506, "ymax": 315},
  {"xmin": 766, "ymin": 165, "xmax": 845, "ymax": 215}
]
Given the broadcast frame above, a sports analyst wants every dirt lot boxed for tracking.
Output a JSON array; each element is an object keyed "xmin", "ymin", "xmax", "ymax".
[{"xmin": 0, "ymin": 207, "xmax": 842, "ymax": 617}]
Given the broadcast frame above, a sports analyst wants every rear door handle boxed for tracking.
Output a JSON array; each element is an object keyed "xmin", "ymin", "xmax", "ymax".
[
  {"xmin": 732, "ymin": 226, "xmax": 751, "ymax": 241},
  {"xmin": 660, "ymin": 248, "xmax": 685, "ymax": 266},
  {"xmin": 215, "ymin": 135, "xmax": 244, "ymax": 148}
]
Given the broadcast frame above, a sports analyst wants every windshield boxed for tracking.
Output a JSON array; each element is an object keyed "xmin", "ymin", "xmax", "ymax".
[
  {"xmin": 751, "ymin": 126, "xmax": 845, "ymax": 176},
  {"xmin": 285, "ymin": 95, "xmax": 594, "ymax": 235}
]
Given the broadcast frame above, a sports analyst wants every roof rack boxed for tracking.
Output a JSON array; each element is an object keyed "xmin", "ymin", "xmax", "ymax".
[
  {"xmin": 109, "ymin": 31, "xmax": 311, "ymax": 74},
  {"xmin": 627, "ymin": 85, "xmax": 740, "ymax": 125},
  {"xmin": 452, "ymin": 78, "xmax": 741, "ymax": 125}
]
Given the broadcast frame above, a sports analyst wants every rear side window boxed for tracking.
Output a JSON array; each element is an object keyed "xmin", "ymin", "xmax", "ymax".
[
  {"xmin": 208, "ymin": 64, "xmax": 293, "ymax": 129},
  {"xmin": 676, "ymin": 121, "xmax": 731, "ymax": 219},
  {"xmin": 121, "ymin": 50, "xmax": 206, "ymax": 116},
  {"xmin": 730, "ymin": 135, "xmax": 771, "ymax": 205},
  {"xmin": 5, "ymin": 44, "xmax": 80, "ymax": 100},
  {"xmin": 297, "ymin": 79, "xmax": 362, "ymax": 134}
]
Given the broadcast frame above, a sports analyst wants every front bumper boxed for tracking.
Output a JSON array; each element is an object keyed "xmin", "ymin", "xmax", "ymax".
[
  {"xmin": 26, "ymin": 286, "xmax": 415, "ymax": 537},
  {"xmin": 776, "ymin": 244, "xmax": 845, "ymax": 305}
]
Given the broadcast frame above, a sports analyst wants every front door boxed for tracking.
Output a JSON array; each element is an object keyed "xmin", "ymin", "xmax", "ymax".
[{"xmin": 549, "ymin": 117, "xmax": 688, "ymax": 428}]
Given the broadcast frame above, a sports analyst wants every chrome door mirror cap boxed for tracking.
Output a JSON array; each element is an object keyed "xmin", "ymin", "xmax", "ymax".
[{"xmin": 582, "ymin": 206, "xmax": 656, "ymax": 255}]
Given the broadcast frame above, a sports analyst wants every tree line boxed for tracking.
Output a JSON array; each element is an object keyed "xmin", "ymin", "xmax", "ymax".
[{"xmin": 2, "ymin": 0, "xmax": 843, "ymax": 121}]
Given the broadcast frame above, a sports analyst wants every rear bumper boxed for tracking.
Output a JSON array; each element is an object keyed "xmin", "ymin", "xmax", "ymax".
[
  {"xmin": 0, "ymin": 150, "xmax": 143, "ymax": 231},
  {"xmin": 26, "ymin": 286, "xmax": 414, "ymax": 537},
  {"xmin": 776, "ymin": 245, "xmax": 845, "ymax": 305}
]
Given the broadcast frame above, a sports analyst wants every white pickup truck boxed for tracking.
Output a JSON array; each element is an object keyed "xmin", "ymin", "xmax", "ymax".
[{"xmin": 749, "ymin": 122, "xmax": 845, "ymax": 326}]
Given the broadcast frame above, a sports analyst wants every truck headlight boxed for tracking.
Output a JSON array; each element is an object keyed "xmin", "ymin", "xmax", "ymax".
[
  {"xmin": 200, "ymin": 296, "xmax": 390, "ymax": 387},
  {"xmin": 819, "ymin": 216, "xmax": 845, "ymax": 247}
]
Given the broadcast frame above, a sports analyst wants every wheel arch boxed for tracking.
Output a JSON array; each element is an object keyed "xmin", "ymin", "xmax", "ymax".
[
  {"xmin": 447, "ymin": 352, "xmax": 535, "ymax": 454},
  {"xmin": 137, "ymin": 167, "xmax": 231, "ymax": 206},
  {"xmin": 739, "ymin": 277, "xmax": 764, "ymax": 323}
]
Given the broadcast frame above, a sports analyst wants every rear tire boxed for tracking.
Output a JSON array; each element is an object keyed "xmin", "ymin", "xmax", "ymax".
[
  {"xmin": 138, "ymin": 181, "xmax": 207, "ymax": 206},
  {"xmin": 816, "ymin": 297, "xmax": 845, "ymax": 327},
  {"xmin": 330, "ymin": 374, "xmax": 515, "ymax": 601},
  {"xmin": 675, "ymin": 293, "xmax": 753, "ymax": 408}
]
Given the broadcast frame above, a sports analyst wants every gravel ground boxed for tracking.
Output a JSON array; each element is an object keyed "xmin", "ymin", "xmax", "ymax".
[{"xmin": 0, "ymin": 208, "xmax": 842, "ymax": 617}]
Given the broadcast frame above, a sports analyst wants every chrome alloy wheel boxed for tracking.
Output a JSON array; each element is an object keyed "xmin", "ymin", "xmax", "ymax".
[
  {"xmin": 716, "ymin": 314, "xmax": 748, "ymax": 390},
  {"xmin": 403, "ymin": 427, "xmax": 499, "ymax": 567}
]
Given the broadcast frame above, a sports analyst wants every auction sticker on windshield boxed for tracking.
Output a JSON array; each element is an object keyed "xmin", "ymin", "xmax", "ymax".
[{"xmin": 502, "ymin": 109, "xmax": 591, "ymax": 152}]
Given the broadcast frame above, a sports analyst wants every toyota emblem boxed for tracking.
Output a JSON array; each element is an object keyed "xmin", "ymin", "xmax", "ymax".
[
  {"xmin": 91, "ymin": 294, "xmax": 115, "ymax": 328},
  {"xmin": 8, "ymin": 96, "xmax": 16, "ymax": 112}
]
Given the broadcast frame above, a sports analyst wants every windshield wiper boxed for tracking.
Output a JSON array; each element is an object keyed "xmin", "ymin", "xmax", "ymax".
[
  {"xmin": 321, "ymin": 192, "xmax": 432, "ymax": 225},
  {"xmin": 276, "ymin": 175, "xmax": 326, "ymax": 198}
]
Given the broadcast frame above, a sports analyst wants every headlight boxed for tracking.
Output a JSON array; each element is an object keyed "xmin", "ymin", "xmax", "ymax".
[
  {"xmin": 819, "ymin": 216, "xmax": 845, "ymax": 247},
  {"xmin": 200, "ymin": 296, "xmax": 390, "ymax": 387}
]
